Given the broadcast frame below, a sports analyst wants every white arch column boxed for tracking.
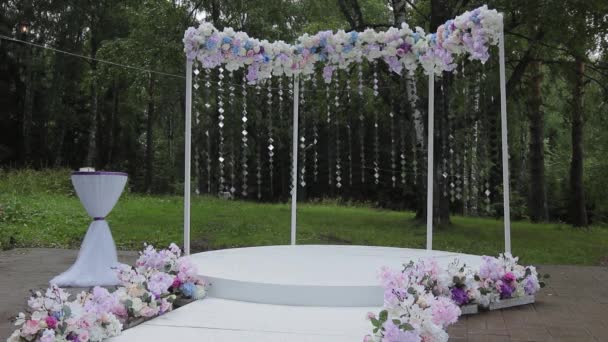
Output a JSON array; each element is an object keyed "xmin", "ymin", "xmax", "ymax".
[
  {"xmin": 290, "ymin": 76, "xmax": 300, "ymax": 245},
  {"xmin": 498, "ymin": 25, "xmax": 511, "ymax": 253},
  {"xmin": 184, "ymin": 60, "xmax": 193, "ymax": 255},
  {"xmin": 426, "ymin": 74, "xmax": 434, "ymax": 250}
]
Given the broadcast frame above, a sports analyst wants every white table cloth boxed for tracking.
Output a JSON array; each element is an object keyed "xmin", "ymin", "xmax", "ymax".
[{"xmin": 50, "ymin": 171, "xmax": 128, "ymax": 287}]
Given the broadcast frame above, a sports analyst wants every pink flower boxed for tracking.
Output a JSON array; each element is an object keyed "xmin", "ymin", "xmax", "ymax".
[
  {"xmin": 159, "ymin": 298, "xmax": 172, "ymax": 314},
  {"xmin": 177, "ymin": 258, "xmax": 197, "ymax": 282},
  {"xmin": 366, "ymin": 312, "xmax": 376, "ymax": 320},
  {"xmin": 503, "ymin": 272, "xmax": 516, "ymax": 283},
  {"xmin": 79, "ymin": 330, "xmax": 90, "ymax": 342},
  {"xmin": 22, "ymin": 320, "xmax": 40, "ymax": 336},
  {"xmin": 45, "ymin": 315, "xmax": 58, "ymax": 329},
  {"xmin": 140, "ymin": 306, "xmax": 160, "ymax": 318},
  {"xmin": 430, "ymin": 296, "xmax": 461, "ymax": 327},
  {"xmin": 172, "ymin": 277, "xmax": 182, "ymax": 289}
]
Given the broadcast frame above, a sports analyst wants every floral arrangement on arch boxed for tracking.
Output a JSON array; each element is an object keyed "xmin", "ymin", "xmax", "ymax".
[
  {"xmin": 183, "ymin": 5, "xmax": 503, "ymax": 83},
  {"xmin": 8, "ymin": 243, "xmax": 207, "ymax": 342},
  {"xmin": 365, "ymin": 253, "xmax": 543, "ymax": 341}
]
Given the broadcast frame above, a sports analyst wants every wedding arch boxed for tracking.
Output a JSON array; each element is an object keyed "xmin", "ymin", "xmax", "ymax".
[{"xmin": 181, "ymin": 5, "xmax": 511, "ymax": 255}]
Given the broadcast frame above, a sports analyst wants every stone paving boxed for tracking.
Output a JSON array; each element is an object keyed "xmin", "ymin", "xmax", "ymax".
[{"xmin": 1, "ymin": 249, "xmax": 607, "ymax": 341}]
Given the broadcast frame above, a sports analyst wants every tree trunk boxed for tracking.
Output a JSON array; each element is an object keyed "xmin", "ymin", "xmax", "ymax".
[
  {"xmin": 85, "ymin": 37, "xmax": 99, "ymax": 167},
  {"xmin": 527, "ymin": 60, "xmax": 548, "ymax": 221},
  {"xmin": 21, "ymin": 46, "xmax": 34, "ymax": 166},
  {"xmin": 392, "ymin": 0, "xmax": 427, "ymax": 219},
  {"xmin": 569, "ymin": 58, "xmax": 587, "ymax": 227},
  {"xmin": 429, "ymin": 0, "xmax": 451, "ymax": 226},
  {"xmin": 144, "ymin": 75, "xmax": 156, "ymax": 193},
  {"xmin": 107, "ymin": 77, "xmax": 119, "ymax": 167}
]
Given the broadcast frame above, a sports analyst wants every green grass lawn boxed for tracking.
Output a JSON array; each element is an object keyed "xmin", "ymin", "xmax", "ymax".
[{"xmin": 2, "ymin": 188, "xmax": 608, "ymax": 266}]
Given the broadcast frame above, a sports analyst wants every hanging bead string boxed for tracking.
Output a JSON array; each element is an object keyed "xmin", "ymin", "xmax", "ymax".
[
  {"xmin": 299, "ymin": 77, "xmax": 307, "ymax": 187},
  {"xmin": 312, "ymin": 74, "xmax": 319, "ymax": 183},
  {"xmin": 399, "ymin": 87, "xmax": 407, "ymax": 187},
  {"xmin": 267, "ymin": 79, "xmax": 275, "ymax": 197},
  {"xmin": 228, "ymin": 71, "xmax": 236, "ymax": 195},
  {"xmin": 335, "ymin": 70, "xmax": 342, "ymax": 189},
  {"xmin": 288, "ymin": 78, "xmax": 294, "ymax": 192},
  {"xmin": 217, "ymin": 67, "xmax": 226, "ymax": 194},
  {"xmin": 412, "ymin": 145, "xmax": 418, "ymax": 185},
  {"xmin": 204, "ymin": 68, "xmax": 212, "ymax": 194},
  {"xmin": 326, "ymin": 81, "xmax": 333, "ymax": 188},
  {"xmin": 256, "ymin": 83, "xmax": 263, "ymax": 200},
  {"xmin": 390, "ymin": 96, "xmax": 396, "ymax": 188},
  {"xmin": 373, "ymin": 62, "xmax": 380, "ymax": 185},
  {"xmin": 278, "ymin": 77, "xmax": 284, "ymax": 122},
  {"xmin": 346, "ymin": 72, "xmax": 353, "ymax": 187},
  {"xmin": 441, "ymin": 81, "xmax": 449, "ymax": 198},
  {"xmin": 461, "ymin": 63, "xmax": 468, "ymax": 210},
  {"xmin": 358, "ymin": 62, "xmax": 366, "ymax": 184},
  {"xmin": 241, "ymin": 75, "xmax": 249, "ymax": 197},
  {"xmin": 482, "ymin": 68, "xmax": 491, "ymax": 213},
  {"xmin": 193, "ymin": 67, "xmax": 201, "ymax": 195}
]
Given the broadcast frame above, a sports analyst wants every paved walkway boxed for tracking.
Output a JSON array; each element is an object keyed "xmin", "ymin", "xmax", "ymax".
[{"xmin": 1, "ymin": 249, "xmax": 606, "ymax": 341}]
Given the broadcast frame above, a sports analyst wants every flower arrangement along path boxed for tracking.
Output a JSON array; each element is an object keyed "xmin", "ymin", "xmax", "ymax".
[{"xmin": 2, "ymin": 248, "xmax": 608, "ymax": 341}]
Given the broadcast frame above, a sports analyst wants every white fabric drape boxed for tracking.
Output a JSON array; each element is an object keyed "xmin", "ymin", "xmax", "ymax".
[{"xmin": 50, "ymin": 172, "xmax": 127, "ymax": 287}]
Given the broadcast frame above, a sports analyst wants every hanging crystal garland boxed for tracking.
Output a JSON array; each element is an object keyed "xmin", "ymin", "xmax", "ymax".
[
  {"xmin": 206, "ymin": 130, "xmax": 211, "ymax": 193},
  {"xmin": 299, "ymin": 77, "xmax": 307, "ymax": 188},
  {"xmin": 193, "ymin": 67, "xmax": 201, "ymax": 195},
  {"xmin": 389, "ymin": 97, "xmax": 396, "ymax": 188},
  {"xmin": 217, "ymin": 67, "xmax": 226, "ymax": 194},
  {"xmin": 346, "ymin": 73, "xmax": 353, "ymax": 187},
  {"xmin": 266, "ymin": 79, "xmax": 275, "ymax": 197},
  {"xmin": 334, "ymin": 70, "xmax": 342, "ymax": 189},
  {"xmin": 399, "ymin": 92, "xmax": 407, "ymax": 187},
  {"xmin": 412, "ymin": 145, "xmax": 418, "ymax": 185},
  {"xmin": 326, "ymin": 80, "xmax": 333, "ymax": 188},
  {"xmin": 358, "ymin": 62, "xmax": 366, "ymax": 184},
  {"xmin": 256, "ymin": 83, "xmax": 262, "ymax": 200},
  {"xmin": 373, "ymin": 62, "xmax": 380, "ymax": 185},
  {"xmin": 241, "ymin": 75, "xmax": 248, "ymax": 197},
  {"xmin": 288, "ymin": 79, "xmax": 294, "ymax": 192},
  {"xmin": 204, "ymin": 68, "xmax": 212, "ymax": 194},
  {"xmin": 441, "ymin": 82, "xmax": 449, "ymax": 198},
  {"xmin": 278, "ymin": 76, "xmax": 284, "ymax": 122},
  {"xmin": 312, "ymin": 74, "xmax": 319, "ymax": 183},
  {"xmin": 228, "ymin": 71, "xmax": 236, "ymax": 195}
]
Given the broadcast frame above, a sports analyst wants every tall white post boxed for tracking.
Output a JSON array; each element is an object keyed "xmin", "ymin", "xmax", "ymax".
[
  {"xmin": 498, "ymin": 26, "xmax": 512, "ymax": 253},
  {"xmin": 290, "ymin": 76, "xmax": 300, "ymax": 245},
  {"xmin": 184, "ymin": 60, "xmax": 193, "ymax": 255},
  {"xmin": 426, "ymin": 74, "xmax": 434, "ymax": 251}
]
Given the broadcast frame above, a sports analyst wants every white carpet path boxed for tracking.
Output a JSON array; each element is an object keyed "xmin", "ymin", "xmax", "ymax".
[{"xmin": 109, "ymin": 298, "xmax": 376, "ymax": 341}]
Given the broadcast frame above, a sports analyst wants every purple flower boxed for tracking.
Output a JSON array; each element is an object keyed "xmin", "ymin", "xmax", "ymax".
[
  {"xmin": 524, "ymin": 276, "xmax": 540, "ymax": 295},
  {"xmin": 246, "ymin": 65, "xmax": 258, "ymax": 83},
  {"xmin": 451, "ymin": 287, "xmax": 469, "ymax": 306},
  {"xmin": 499, "ymin": 283, "xmax": 513, "ymax": 299},
  {"xmin": 382, "ymin": 320, "xmax": 421, "ymax": 342},
  {"xmin": 322, "ymin": 65, "xmax": 334, "ymax": 83}
]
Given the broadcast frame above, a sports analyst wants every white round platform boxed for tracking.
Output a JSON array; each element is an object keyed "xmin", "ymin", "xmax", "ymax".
[{"xmin": 188, "ymin": 245, "xmax": 482, "ymax": 307}]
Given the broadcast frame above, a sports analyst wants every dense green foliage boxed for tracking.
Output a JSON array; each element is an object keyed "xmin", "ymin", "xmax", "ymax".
[
  {"xmin": 1, "ymin": 169, "xmax": 607, "ymax": 265},
  {"xmin": 1, "ymin": 0, "xmax": 607, "ymax": 225}
]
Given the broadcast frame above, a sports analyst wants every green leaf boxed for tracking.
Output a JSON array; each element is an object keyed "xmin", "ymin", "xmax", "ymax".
[
  {"xmin": 378, "ymin": 310, "xmax": 388, "ymax": 322},
  {"xmin": 400, "ymin": 322, "xmax": 414, "ymax": 331}
]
